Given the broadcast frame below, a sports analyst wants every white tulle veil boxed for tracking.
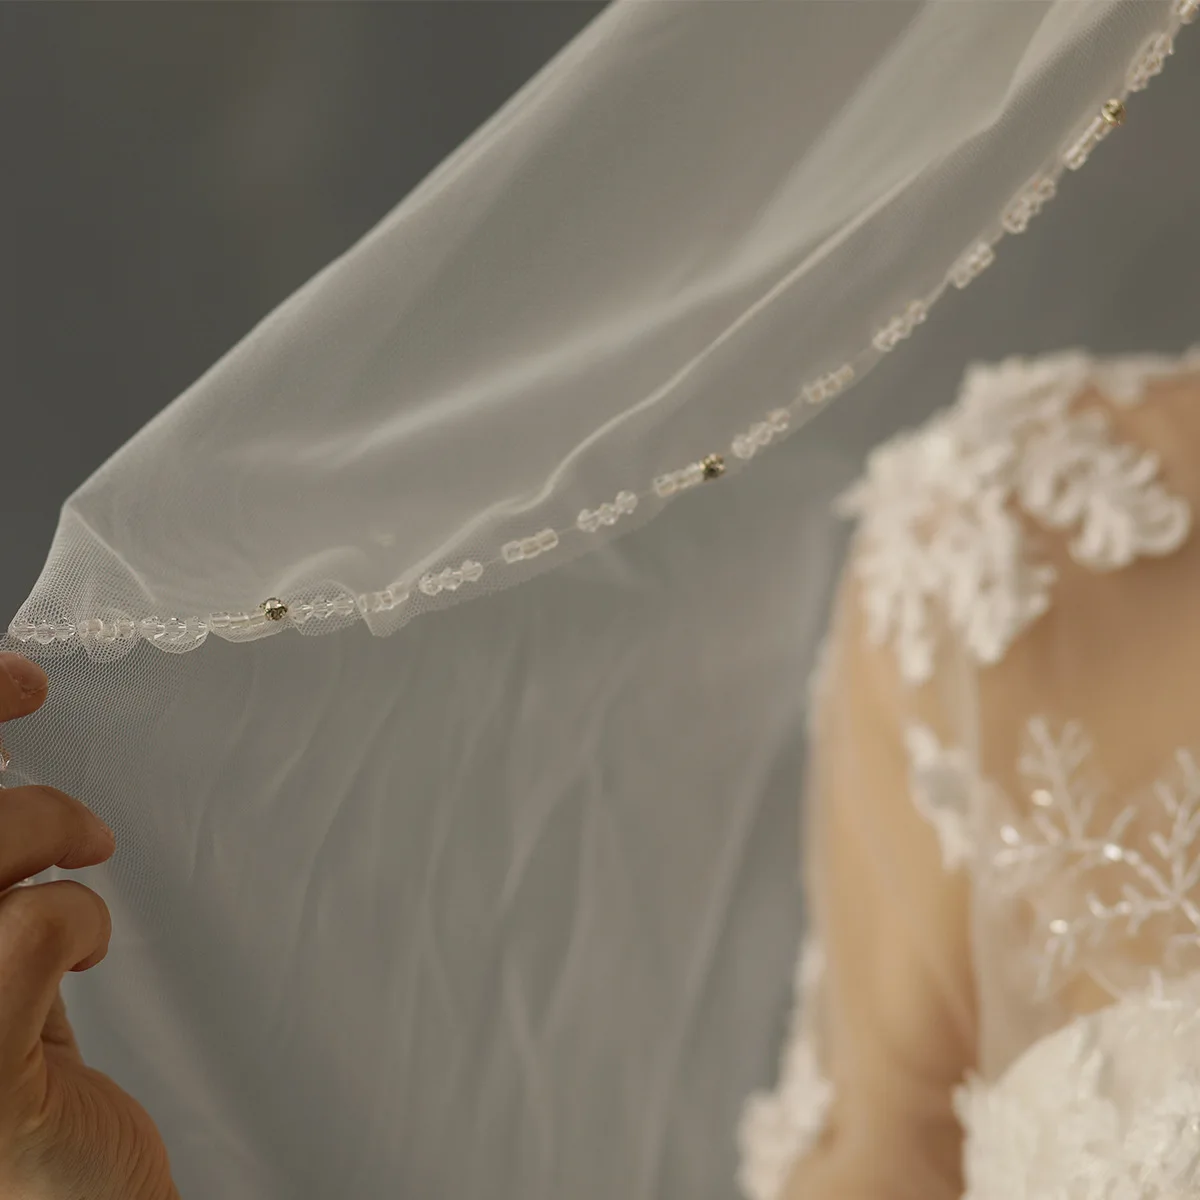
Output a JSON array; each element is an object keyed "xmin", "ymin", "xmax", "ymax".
[{"xmin": 3, "ymin": 3, "xmax": 1198, "ymax": 1197}]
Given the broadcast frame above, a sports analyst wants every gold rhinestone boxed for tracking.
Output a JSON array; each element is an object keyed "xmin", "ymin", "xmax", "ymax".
[
  {"xmin": 261, "ymin": 597, "xmax": 289, "ymax": 621},
  {"xmin": 701, "ymin": 454, "xmax": 726, "ymax": 480},
  {"xmin": 1101, "ymin": 98, "xmax": 1126, "ymax": 127}
]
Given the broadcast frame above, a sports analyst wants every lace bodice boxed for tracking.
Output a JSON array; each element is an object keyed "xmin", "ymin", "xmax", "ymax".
[
  {"xmin": 957, "ymin": 976, "xmax": 1200, "ymax": 1197},
  {"xmin": 738, "ymin": 348, "xmax": 1200, "ymax": 1200}
]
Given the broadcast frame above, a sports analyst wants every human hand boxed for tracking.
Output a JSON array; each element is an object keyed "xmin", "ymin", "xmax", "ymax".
[{"xmin": 0, "ymin": 653, "xmax": 178, "ymax": 1200}]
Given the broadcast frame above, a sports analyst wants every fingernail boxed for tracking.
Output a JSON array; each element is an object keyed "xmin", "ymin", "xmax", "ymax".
[
  {"xmin": 1, "ymin": 654, "xmax": 49, "ymax": 696},
  {"xmin": 96, "ymin": 817, "xmax": 115, "ymax": 842}
]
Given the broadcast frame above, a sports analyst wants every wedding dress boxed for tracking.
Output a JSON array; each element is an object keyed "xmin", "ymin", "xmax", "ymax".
[
  {"xmin": 741, "ymin": 348, "xmax": 1200, "ymax": 1199},
  {"xmin": 2, "ymin": 3, "xmax": 1198, "ymax": 1198}
]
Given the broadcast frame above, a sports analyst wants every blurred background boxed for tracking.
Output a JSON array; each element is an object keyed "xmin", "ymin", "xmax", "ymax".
[{"xmin": 0, "ymin": 2, "xmax": 604, "ymax": 620}]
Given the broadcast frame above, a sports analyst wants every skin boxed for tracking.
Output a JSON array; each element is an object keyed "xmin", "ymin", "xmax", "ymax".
[{"xmin": 0, "ymin": 652, "xmax": 178, "ymax": 1200}]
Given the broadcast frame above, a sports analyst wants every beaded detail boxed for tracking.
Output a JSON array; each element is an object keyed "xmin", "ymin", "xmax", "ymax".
[
  {"xmin": 1062, "ymin": 102, "xmax": 1124, "ymax": 171},
  {"xmin": 949, "ymin": 241, "xmax": 996, "ymax": 289},
  {"xmin": 840, "ymin": 350, "xmax": 1195, "ymax": 686},
  {"xmin": 801, "ymin": 365, "xmax": 855, "ymax": 407},
  {"xmin": 653, "ymin": 461, "xmax": 709, "ymax": 497},
  {"xmin": 356, "ymin": 586, "xmax": 410, "ymax": 615},
  {"xmin": 733, "ymin": 410, "xmax": 791, "ymax": 460},
  {"xmin": 1127, "ymin": 31, "xmax": 1176, "ymax": 92},
  {"xmin": 418, "ymin": 560, "xmax": 484, "ymax": 598},
  {"xmin": 502, "ymin": 529, "xmax": 560, "ymax": 562},
  {"xmin": 6, "ymin": 14, "xmax": 1192, "ymax": 664},
  {"xmin": 261, "ymin": 598, "xmax": 289, "ymax": 622},
  {"xmin": 871, "ymin": 300, "xmax": 927, "ymax": 353},
  {"xmin": 1001, "ymin": 176, "xmax": 1057, "ymax": 234}
]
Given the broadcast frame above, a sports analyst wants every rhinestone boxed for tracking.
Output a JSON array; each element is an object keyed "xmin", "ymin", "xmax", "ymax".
[
  {"xmin": 1102, "ymin": 843, "xmax": 1124, "ymax": 862},
  {"xmin": 261, "ymin": 598, "xmax": 289, "ymax": 621},
  {"xmin": 701, "ymin": 454, "xmax": 726, "ymax": 481},
  {"xmin": 1101, "ymin": 99, "xmax": 1126, "ymax": 127},
  {"xmin": 1049, "ymin": 918, "xmax": 1070, "ymax": 935}
]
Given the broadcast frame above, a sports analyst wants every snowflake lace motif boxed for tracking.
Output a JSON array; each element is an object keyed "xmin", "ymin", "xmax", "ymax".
[
  {"xmin": 993, "ymin": 719, "xmax": 1200, "ymax": 1001},
  {"xmin": 839, "ymin": 350, "xmax": 1195, "ymax": 685}
]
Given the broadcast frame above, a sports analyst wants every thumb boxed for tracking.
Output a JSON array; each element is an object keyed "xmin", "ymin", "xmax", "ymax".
[{"xmin": 40, "ymin": 989, "xmax": 83, "ymax": 1063}]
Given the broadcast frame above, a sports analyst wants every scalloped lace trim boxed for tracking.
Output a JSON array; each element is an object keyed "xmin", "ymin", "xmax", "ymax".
[{"xmin": 840, "ymin": 348, "xmax": 1197, "ymax": 686}]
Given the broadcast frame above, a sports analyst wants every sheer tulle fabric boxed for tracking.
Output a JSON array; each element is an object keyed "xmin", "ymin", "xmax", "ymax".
[{"xmin": 2, "ymin": 3, "xmax": 1198, "ymax": 1198}]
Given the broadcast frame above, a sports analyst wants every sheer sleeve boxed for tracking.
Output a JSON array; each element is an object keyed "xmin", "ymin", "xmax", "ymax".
[
  {"xmin": 781, "ymin": 578, "xmax": 976, "ymax": 1199},
  {"xmin": 776, "ymin": 352, "xmax": 1200, "ymax": 1197}
]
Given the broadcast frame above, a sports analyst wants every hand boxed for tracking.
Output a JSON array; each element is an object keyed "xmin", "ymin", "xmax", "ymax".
[{"xmin": 0, "ymin": 653, "xmax": 178, "ymax": 1200}]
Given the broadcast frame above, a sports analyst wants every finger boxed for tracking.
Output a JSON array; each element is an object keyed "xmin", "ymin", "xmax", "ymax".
[
  {"xmin": 0, "ymin": 786, "xmax": 115, "ymax": 893},
  {"xmin": 0, "ymin": 654, "xmax": 49, "ymax": 722},
  {"xmin": 40, "ymin": 989, "xmax": 84, "ymax": 1064},
  {"xmin": 0, "ymin": 880, "xmax": 112, "ymax": 1073}
]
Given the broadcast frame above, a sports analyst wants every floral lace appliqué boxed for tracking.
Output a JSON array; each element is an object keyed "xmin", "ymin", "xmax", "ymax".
[
  {"xmin": 838, "ymin": 349, "xmax": 1195, "ymax": 685},
  {"xmin": 957, "ymin": 976, "xmax": 1200, "ymax": 1198},
  {"xmin": 736, "ymin": 942, "xmax": 832, "ymax": 1200},
  {"xmin": 905, "ymin": 724, "xmax": 976, "ymax": 871}
]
